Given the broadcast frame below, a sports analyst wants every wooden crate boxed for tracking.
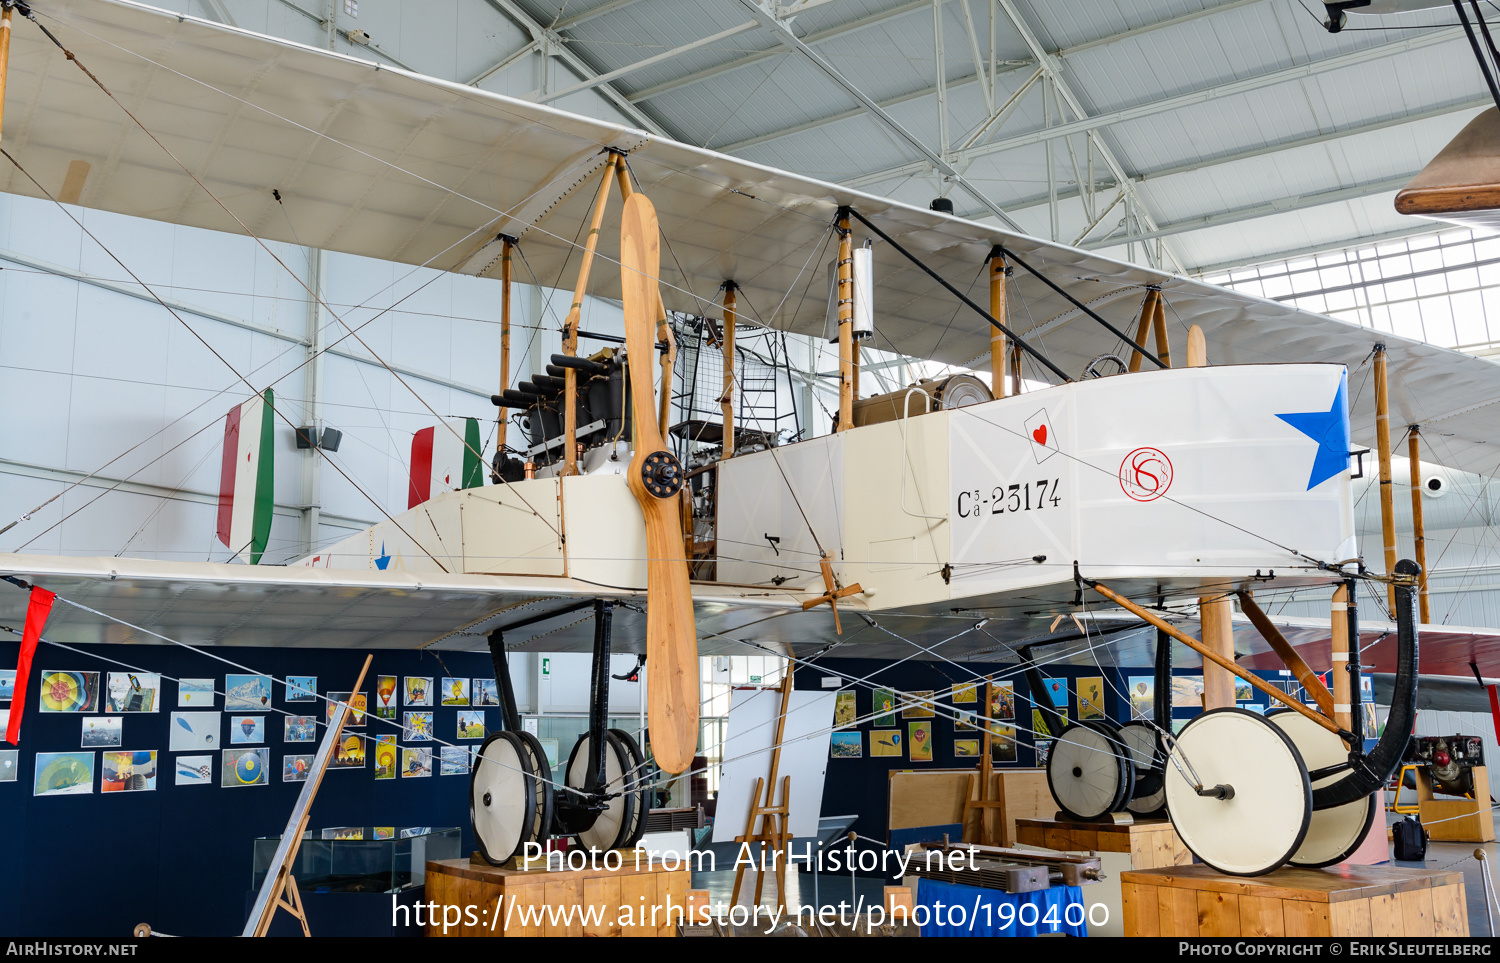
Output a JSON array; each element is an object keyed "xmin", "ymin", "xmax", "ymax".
[
  {"xmin": 1015, "ymin": 816, "xmax": 1191, "ymax": 870},
  {"xmin": 1122, "ymin": 864, "xmax": 1468, "ymax": 937},
  {"xmin": 1418, "ymin": 766, "xmax": 1495, "ymax": 842},
  {"xmin": 424, "ymin": 854, "xmax": 690, "ymax": 937}
]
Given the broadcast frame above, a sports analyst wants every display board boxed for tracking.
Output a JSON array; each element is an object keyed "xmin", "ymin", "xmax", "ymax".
[{"xmin": 712, "ymin": 686, "xmax": 835, "ymax": 842}]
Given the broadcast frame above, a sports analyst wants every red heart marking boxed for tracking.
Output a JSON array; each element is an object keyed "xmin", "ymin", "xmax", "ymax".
[{"xmin": 1032, "ymin": 424, "xmax": 1048, "ymax": 445}]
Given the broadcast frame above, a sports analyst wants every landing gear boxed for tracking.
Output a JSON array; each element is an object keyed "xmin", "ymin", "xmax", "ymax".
[
  {"xmin": 471, "ymin": 598, "xmax": 655, "ymax": 864},
  {"xmin": 1266, "ymin": 708, "xmax": 1377, "ymax": 868},
  {"xmin": 1119, "ymin": 720, "xmax": 1167, "ymax": 817},
  {"xmin": 1164, "ymin": 707, "xmax": 1312, "ymax": 876},
  {"xmin": 1047, "ymin": 722, "xmax": 1133, "ymax": 821}
]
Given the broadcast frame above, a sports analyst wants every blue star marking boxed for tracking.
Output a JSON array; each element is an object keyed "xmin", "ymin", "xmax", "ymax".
[
  {"xmin": 375, "ymin": 542, "xmax": 391, "ymax": 570},
  {"xmin": 1276, "ymin": 373, "xmax": 1351, "ymax": 491}
]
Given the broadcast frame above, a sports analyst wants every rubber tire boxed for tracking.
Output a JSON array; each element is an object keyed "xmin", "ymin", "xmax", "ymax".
[
  {"xmin": 1265, "ymin": 708, "xmax": 1377, "ymax": 868},
  {"xmin": 610, "ymin": 727, "xmax": 652, "ymax": 848},
  {"xmin": 565, "ymin": 731, "xmax": 637, "ymax": 851},
  {"xmin": 514, "ymin": 730, "xmax": 556, "ymax": 845},
  {"xmin": 471, "ymin": 731, "xmax": 541, "ymax": 865},
  {"xmin": 1047, "ymin": 722, "xmax": 1133, "ymax": 821},
  {"xmin": 1164, "ymin": 707, "xmax": 1312, "ymax": 877},
  {"xmin": 1120, "ymin": 720, "xmax": 1167, "ymax": 816}
]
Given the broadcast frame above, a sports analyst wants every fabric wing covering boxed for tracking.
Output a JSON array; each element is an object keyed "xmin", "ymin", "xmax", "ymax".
[{"xmin": 5, "ymin": 0, "xmax": 1500, "ymax": 473}]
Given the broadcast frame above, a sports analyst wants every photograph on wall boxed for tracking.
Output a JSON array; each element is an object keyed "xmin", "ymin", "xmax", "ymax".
[
  {"xmin": 34, "ymin": 751, "xmax": 93, "ymax": 796},
  {"xmin": 952, "ymin": 682, "xmax": 978, "ymax": 704},
  {"xmin": 402, "ymin": 746, "xmax": 432, "ymax": 777},
  {"xmin": 177, "ymin": 678, "xmax": 214, "ymax": 707},
  {"xmin": 330, "ymin": 733, "xmax": 365, "ymax": 768},
  {"xmin": 38, "ymin": 671, "xmax": 99, "ymax": 712},
  {"xmin": 326, "ymin": 692, "xmax": 367, "ymax": 727},
  {"xmin": 222, "ymin": 748, "xmax": 269, "ymax": 787},
  {"xmin": 1361, "ymin": 675, "xmax": 1374, "ymax": 702},
  {"xmin": 230, "ymin": 716, "xmax": 265, "ymax": 745},
  {"xmin": 901, "ymin": 690, "xmax": 935, "ymax": 719},
  {"xmin": 440, "ymin": 745, "xmax": 472, "ymax": 775},
  {"xmin": 104, "ymin": 672, "xmax": 160, "ymax": 713},
  {"xmin": 284, "ymin": 715, "xmax": 317, "ymax": 743},
  {"xmin": 0, "ymin": 669, "xmax": 14, "ymax": 701},
  {"xmin": 989, "ymin": 681, "xmax": 1014, "ymax": 721},
  {"xmin": 225, "ymin": 674, "xmax": 272, "ymax": 710},
  {"xmin": 907, "ymin": 722, "xmax": 933, "ymax": 762},
  {"xmin": 373, "ymin": 827, "xmax": 395, "ymax": 841},
  {"xmin": 829, "ymin": 732, "xmax": 863, "ymax": 758},
  {"xmin": 404, "ymin": 711, "xmax": 434, "ymax": 742},
  {"xmin": 1042, "ymin": 676, "xmax": 1069, "ymax": 709},
  {"xmin": 954, "ymin": 710, "xmax": 975, "ymax": 731},
  {"xmin": 871, "ymin": 687, "xmax": 897, "ymax": 726},
  {"xmin": 1032, "ymin": 707, "xmax": 1067, "ymax": 739},
  {"xmin": 834, "ymin": 691, "xmax": 857, "ymax": 727},
  {"xmin": 1127, "ymin": 676, "xmax": 1154, "ymax": 721},
  {"xmin": 870, "ymin": 730, "xmax": 902, "ymax": 757},
  {"xmin": 1234, "ymin": 680, "xmax": 1254, "ymax": 702},
  {"xmin": 0, "ymin": 749, "xmax": 17, "ymax": 782},
  {"xmin": 1077, "ymin": 677, "xmax": 1105, "ymax": 721},
  {"xmin": 472, "ymin": 679, "xmax": 499, "ymax": 706},
  {"xmin": 457, "ymin": 711, "xmax": 485, "ymax": 740},
  {"xmin": 322, "ymin": 827, "xmax": 363, "ymax": 841},
  {"xmin": 81, "ymin": 716, "xmax": 122, "ymax": 748},
  {"xmin": 954, "ymin": 739, "xmax": 979, "ymax": 757},
  {"xmin": 283, "ymin": 754, "xmax": 313, "ymax": 782},
  {"xmin": 169, "ymin": 712, "xmax": 219, "ymax": 751},
  {"xmin": 374, "ymin": 735, "xmax": 397, "ymax": 780},
  {"xmin": 286, "ymin": 676, "xmax": 317, "ymax": 703},
  {"xmin": 374, "ymin": 675, "xmax": 397, "ymax": 718},
  {"xmin": 440, "ymin": 677, "xmax": 470, "ymax": 706},
  {"xmin": 404, "ymin": 677, "xmax": 432, "ymax": 706},
  {"xmin": 540, "ymin": 738, "xmax": 559, "ymax": 768},
  {"xmin": 101, "ymin": 750, "xmax": 157, "ymax": 792},
  {"xmin": 1172, "ymin": 675, "xmax": 1204, "ymax": 708},
  {"xmin": 174, "ymin": 755, "xmax": 212, "ymax": 786},
  {"xmin": 992, "ymin": 725, "xmax": 1018, "ymax": 763},
  {"xmin": 1035, "ymin": 740, "xmax": 1053, "ymax": 767},
  {"xmin": 1244, "ymin": 704, "xmax": 1266, "ymax": 714}
]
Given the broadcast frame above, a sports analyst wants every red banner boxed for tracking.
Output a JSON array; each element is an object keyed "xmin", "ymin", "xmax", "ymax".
[{"xmin": 6, "ymin": 587, "xmax": 56, "ymax": 745}]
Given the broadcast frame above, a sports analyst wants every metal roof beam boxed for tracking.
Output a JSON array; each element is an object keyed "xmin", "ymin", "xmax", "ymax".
[
  {"xmin": 537, "ymin": 20, "xmax": 760, "ymax": 103},
  {"xmin": 554, "ymin": 0, "xmax": 651, "ymax": 31},
  {"xmin": 1188, "ymin": 225, "xmax": 1446, "ymax": 276}
]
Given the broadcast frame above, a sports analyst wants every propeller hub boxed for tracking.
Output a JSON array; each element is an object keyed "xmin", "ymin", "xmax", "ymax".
[{"xmin": 640, "ymin": 450, "xmax": 685, "ymax": 499}]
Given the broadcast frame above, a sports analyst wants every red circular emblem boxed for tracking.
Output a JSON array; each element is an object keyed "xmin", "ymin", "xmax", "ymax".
[{"xmin": 1119, "ymin": 447, "xmax": 1173, "ymax": 502}]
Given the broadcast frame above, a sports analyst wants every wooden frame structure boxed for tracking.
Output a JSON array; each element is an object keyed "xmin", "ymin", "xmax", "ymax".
[{"xmin": 729, "ymin": 675, "xmax": 795, "ymax": 912}]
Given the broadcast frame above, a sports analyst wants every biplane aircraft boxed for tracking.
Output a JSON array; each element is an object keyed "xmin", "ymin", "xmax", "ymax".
[{"xmin": 5, "ymin": 0, "xmax": 1500, "ymax": 880}]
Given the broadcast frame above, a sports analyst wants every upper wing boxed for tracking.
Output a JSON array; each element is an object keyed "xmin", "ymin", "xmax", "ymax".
[{"xmin": 6, "ymin": 1, "xmax": 1500, "ymax": 474}]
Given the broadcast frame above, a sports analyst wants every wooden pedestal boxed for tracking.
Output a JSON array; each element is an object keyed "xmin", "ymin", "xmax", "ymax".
[
  {"xmin": 424, "ymin": 854, "xmax": 690, "ymax": 937},
  {"xmin": 1015, "ymin": 816, "xmax": 1190, "ymax": 870},
  {"xmin": 1122, "ymin": 865, "xmax": 1468, "ymax": 937},
  {"xmin": 888, "ymin": 768, "xmax": 1051, "ymax": 848},
  {"xmin": 1418, "ymin": 766, "xmax": 1495, "ymax": 842}
]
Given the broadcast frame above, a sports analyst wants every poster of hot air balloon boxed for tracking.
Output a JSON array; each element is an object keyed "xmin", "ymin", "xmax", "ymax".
[
  {"xmin": 1128, "ymin": 676, "xmax": 1155, "ymax": 721},
  {"xmin": 440, "ymin": 677, "xmax": 469, "ymax": 706},
  {"xmin": 375, "ymin": 675, "xmax": 397, "ymax": 719},
  {"xmin": 285, "ymin": 676, "xmax": 317, "ymax": 703},
  {"xmin": 224, "ymin": 675, "xmax": 272, "ymax": 710},
  {"xmin": 102, "ymin": 750, "xmax": 157, "ymax": 792},
  {"xmin": 37, "ymin": 671, "xmax": 99, "ymax": 713},
  {"xmin": 329, "ymin": 732, "xmax": 366, "ymax": 769},
  {"xmin": 1077, "ymin": 677, "xmax": 1105, "ymax": 720},
  {"xmin": 282, "ymin": 754, "xmax": 312, "ymax": 783},
  {"xmin": 229, "ymin": 716, "xmax": 264, "ymax": 744},
  {"xmin": 34, "ymin": 752, "xmax": 94, "ymax": 796},
  {"xmin": 374, "ymin": 735, "xmax": 397, "ymax": 780},
  {"xmin": 472, "ymin": 679, "xmax": 499, "ymax": 706},
  {"xmin": 221, "ymin": 748, "xmax": 268, "ymax": 787},
  {"xmin": 404, "ymin": 677, "xmax": 432, "ymax": 707},
  {"xmin": 284, "ymin": 715, "xmax": 317, "ymax": 743},
  {"xmin": 326, "ymin": 692, "xmax": 367, "ymax": 727}
]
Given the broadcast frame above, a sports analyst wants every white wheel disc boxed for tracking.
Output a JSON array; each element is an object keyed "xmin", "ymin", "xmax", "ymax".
[
  {"xmin": 1266, "ymin": 709, "xmax": 1376, "ymax": 867},
  {"xmin": 566, "ymin": 733, "xmax": 633, "ymax": 851},
  {"xmin": 471, "ymin": 732, "xmax": 535, "ymax": 864},
  {"xmin": 1120, "ymin": 721, "xmax": 1167, "ymax": 815},
  {"xmin": 1165, "ymin": 707, "xmax": 1311, "ymax": 876},
  {"xmin": 1047, "ymin": 724, "xmax": 1126, "ymax": 820}
]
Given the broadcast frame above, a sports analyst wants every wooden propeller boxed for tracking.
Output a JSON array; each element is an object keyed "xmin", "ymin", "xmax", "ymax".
[{"xmin": 620, "ymin": 192, "xmax": 699, "ymax": 775}]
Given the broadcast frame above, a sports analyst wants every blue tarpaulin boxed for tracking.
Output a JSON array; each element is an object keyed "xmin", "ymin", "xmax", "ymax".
[{"xmin": 914, "ymin": 877, "xmax": 1089, "ymax": 937}]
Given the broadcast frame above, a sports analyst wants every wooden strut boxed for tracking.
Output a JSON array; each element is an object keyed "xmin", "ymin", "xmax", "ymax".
[
  {"xmin": 1374, "ymin": 344, "xmax": 1399, "ymax": 614},
  {"xmin": 836, "ymin": 213, "xmax": 855, "ymax": 432},
  {"xmin": 0, "ymin": 5, "xmax": 12, "ymax": 149},
  {"xmin": 962, "ymin": 677, "xmax": 1003, "ymax": 846},
  {"xmin": 1236, "ymin": 591, "xmax": 1335, "ymax": 716},
  {"xmin": 1090, "ymin": 581, "xmax": 1344, "ymax": 736},
  {"xmin": 721, "ymin": 282, "xmax": 737, "ymax": 455},
  {"xmin": 1331, "ymin": 582, "xmax": 1355, "ymax": 747},
  {"xmin": 989, "ymin": 254, "xmax": 1008, "ymax": 397},
  {"xmin": 497, "ymin": 237, "xmax": 512, "ymax": 454},
  {"xmin": 800, "ymin": 552, "xmax": 862, "ymax": 634},
  {"xmin": 562, "ymin": 155, "xmax": 623, "ymax": 478},
  {"xmin": 248, "ymin": 654, "xmax": 374, "ymax": 937},
  {"xmin": 1127, "ymin": 290, "xmax": 1172, "ymax": 372},
  {"xmin": 1409, "ymin": 426, "xmax": 1431, "ymax": 623},
  {"xmin": 730, "ymin": 675, "xmax": 795, "ymax": 912}
]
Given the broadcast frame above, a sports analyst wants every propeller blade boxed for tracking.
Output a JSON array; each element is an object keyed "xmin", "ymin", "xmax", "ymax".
[{"xmin": 620, "ymin": 192, "xmax": 699, "ymax": 775}]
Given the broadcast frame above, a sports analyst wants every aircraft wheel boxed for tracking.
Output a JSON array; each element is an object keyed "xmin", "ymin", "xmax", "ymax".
[
  {"xmin": 1266, "ymin": 708, "xmax": 1377, "ymax": 868},
  {"xmin": 1120, "ymin": 720, "xmax": 1168, "ymax": 816},
  {"xmin": 565, "ymin": 731, "xmax": 637, "ymax": 851},
  {"xmin": 1047, "ymin": 722, "xmax": 1132, "ymax": 820},
  {"xmin": 1165, "ymin": 707, "xmax": 1311, "ymax": 876},
  {"xmin": 610, "ymin": 728, "xmax": 652, "ymax": 849},
  {"xmin": 471, "ymin": 731, "xmax": 543, "ymax": 865},
  {"xmin": 514, "ymin": 730, "xmax": 556, "ymax": 845}
]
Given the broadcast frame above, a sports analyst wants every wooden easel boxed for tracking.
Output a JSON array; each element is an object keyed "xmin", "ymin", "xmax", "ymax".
[
  {"xmin": 963, "ymin": 677, "xmax": 1003, "ymax": 845},
  {"xmin": 730, "ymin": 675, "xmax": 795, "ymax": 912},
  {"xmin": 244, "ymin": 655, "xmax": 373, "ymax": 937}
]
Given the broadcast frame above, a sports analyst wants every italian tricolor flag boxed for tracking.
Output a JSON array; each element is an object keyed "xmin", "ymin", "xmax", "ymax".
[
  {"xmin": 216, "ymin": 389, "xmax": 275, "ymax": 564},
  {"xmin": 409, "ymin": 418, "xmax": 484, "ymax": 509}
]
